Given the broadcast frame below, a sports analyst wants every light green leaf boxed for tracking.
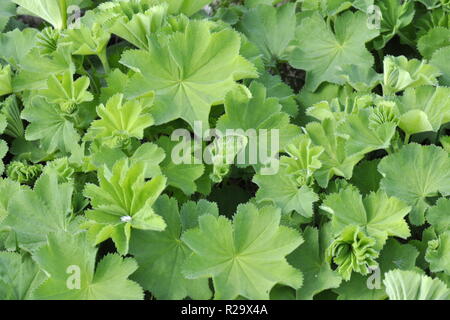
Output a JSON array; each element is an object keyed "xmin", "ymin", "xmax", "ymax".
[
  {"xmin": 157, "ymin": 136, "xmax": 204, "ymax": 196},
  {"xmin": 253, "ymin": 135, "xmax": 322, "ymax": 217},
  {"xmin": 338, "ymin": 108, "xmax": 397, "ymax": 156},
  {"xmin": 13, "ymin": 0, "xmax": 69, "ymax": 29},
  {"xmin": 21, "ymin": 97, "xmax": 80, "ymax": 154},
  {"xmin": 33, "ymin": 232, "xmax": 143, "ymax": 300},
  {"xmin": 382, "ymin": 56, "xmax": 441, "ymax": 96},
  {"xmin": 289, "ymin": 11, "xmax": 379, "ymax": 91},
  {"xmin": 288, "ymin": 225, "xmax": 342, "ymax": 300},
  {"xmin": 431, "ymin": 46, "xmax": 450, "ymax": 86},
  {"xmin": 418, "ymin": 27, "xmax": 450, "ymax": 59},
  {"xmin": 373, "ymin": 0, "xmax": 415, "ymax": 50},
  {"xmin": 40, "ymin": 71, "xmax": 93, "ymax": 113},
  {"xmin": 85, "ymin": 94, "xmax": 154, "ymax": 149},
  {"xmin": 0, "ymin": 178, "xmax": 23, "ymax": 223},
  {"xmin": 3, "ymin": 173, "xmax": 76, "ymax": 251},
  {"xmin": 378, "ymin": 143, "xmax": 450, "ymax": 225},
  {"xmin": 334, "ymin": 239, "xmax": 419, "ymax": 300},
  {"xmin": 84, "ymin": 159, "xmax": 167, "ymax": 255},
  {"xmin": 120, "ymin": 20, "xmax": 256, "ymax": 130},
  {"xmin": 13, "ymin": 46, "xmax": 75, "ymax": 91},
  {"xmin": 61, "ymin": 23, "xmax": 110, "ymax": 56},
  {"xmin": 326, "ymin": 225, "xmax": 379, "ymax": 281},
  {"xmin": 129, "ymin": 195, "xmax": 214, "ymax": 300},
  {"xmin": 0, "ymin": 28, "xmax": 38, "ymax": 68},
  {"xmin": 182, "ymin": 203, "xmax": 303, "ymax": 300},
  {"xmin": 337, "ymin": 64, "xmax": 382, "ymax": 93},
  {"xmin": 425, "ymin": 231, "xmax": 450, "ymax": 275},
  {"xmin": 109, "ymin": 4, "xmax": 168, "ymax": 50},
  {"xmin": 305, "ymin": 118, "xmax": 364, "ymax": 187},
  {"xmin": 0, "ymin": 252, "xmax": 43, "ymax": 300},
  {"xmin": 384, "ymin": 270, "xmax": 449, "ymax": 300},
  {"xmin": 323, "ymin": 187, "xmax": 411, "ymax": 249},
  {"xmin": 427, "ymin": 198, "xmax": 450, "ymax": 234},
  {"xmin": 216, "ymin": 82, "xmax": 300, "ymax": 172},
  {"xmin": 239, "ymin": 3, "xmax": 296, "ymax": 64}
]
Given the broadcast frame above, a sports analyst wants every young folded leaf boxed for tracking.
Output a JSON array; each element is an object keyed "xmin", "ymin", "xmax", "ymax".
[
  {"xmin": 323, "ymin": 187, "xmax": 411, "ymax": 249},
  {"xmin": 85, "ymin": 94, "xmax": 154, "ymax": 149},
  {"xmin": 83, "ymin": 159, "xmax": 167, "ymax": 255}
]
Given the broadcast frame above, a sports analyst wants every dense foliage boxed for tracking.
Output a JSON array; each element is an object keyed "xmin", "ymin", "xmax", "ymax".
[{"xmin": 0, "ymin": 0, "xmax": 449, "ymax": 300}]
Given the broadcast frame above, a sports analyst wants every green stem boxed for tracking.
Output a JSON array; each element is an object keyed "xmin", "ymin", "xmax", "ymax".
[
  {"xmin": 98, "ymin": 50, "xmax": 110, "ymax": 73},
  {"xmin": 58, "ymin": 0, "xmax": 68, "ymax": 29},
  {"xmin": 404, "ymin": 133, "xmax": 410, "ymax": 145}
]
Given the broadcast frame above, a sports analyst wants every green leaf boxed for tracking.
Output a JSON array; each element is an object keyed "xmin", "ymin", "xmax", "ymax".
[
  {"xmin": 289, "ymin": 11, "xmax": 379, "ymax": 91},
  {"xmin": 109, "ymin": 4, "xmax": 168, "ymax": 50},
  {"xmin": 0, "ymin": 95, "xmax": 25, "ymax": 138},
  {"xmin": 120, "ymin": 20, "xmax": 256, "ymax": 130},
  {"xmin": 253, "ymin": 135, "xmax": 322, "ymax": 217},
  {"xmin": 373, "ymin": 0, "xmax": 415, "ymax": 50},
  {"xmin": 0, "ymin": 178, "xmax": 23, "ymax": 223},
  {"xmin": 85, "ymin": 94, "xmax": 154, "ymax": 149},
  {"xmin": 427, "ymin": 198, "xmax": 450, "ymax": 234},
  {"xmin": 288, "ymin": 225, "xmax": 342, "ymax": 300},
  {"xmin": 378, "ymin": 143, "xmax": 450, "ymax": 225},
  {"xmin": 13, "ymin": 0, "xmax": 68, "ymax": 29},
  {"xmin": 216, "ymin": 82, "xmax": 300, "ymax": 171},
  {"xmin": 349, "ymin": 159, "xmax": 382, "ymax": 195},
  {"xmin": 323, "ymin": 187, "xmax": 411, "ymax": 249},
  {"xmin": 129, "ymin": 195, "xmax": 214, "ymax": 300},
  {"xmin": 431, "ymin": 46, "xmax": 450, "ymax": 86},
  {"xmin": 239, "ymin": 3, "xmax": 296, "ymax": 64},
  {"xmin": 33, "ymin": 231, "xmax": 143, "ymax": 300},
  {"xmin": 334, "ymin": 239, "xmax": 419, "ymax": 300},
  {"xmin": 305, "ymin": 118, "xmax": 364, "ymax": 188},
  {"xmin": 84, "ymin": 158, "xmax": 167, "ymax": 255},
  {"xmin": 0, "ymin": 64, "xmax": 12, "ymax": 97},
  {"xmin": 257, "ymin": 73, "xmax": 298, "ymax": 117},
  {"xmin": 40, "ymin": 71, "xmax": 93, "ymax": 113},
  {"xmin": 337, "ymin": 64, "xmax": 382, "ymax": 93},
  {"xmin": 384, "ymin": 270, "xmax": 450, "ymax": 300},
  {"xmin": 182, "ymin": 203, "xmax": 303, "ymax": 300},
  {"xmin": 325, "ymin": 0, "xmax": 374, "ymax": 15},
  {"xmin": 13, "ymin": 46, "xmax": 75, "ymax": 91},
  {"xmin": 382, "ymin": 56, "xmax": 441, "ymax": 96},
  {"xmin": 0, "ymin": 252, "xmax": 43, "ymax": 300},
  {"xmin": 426, "ymin": 231, "xmax": 450, "ymax": 275},
  {"xmin": 0, "ymin": 28, "xmax": 38, "ymax": 68},
  {"xmin": 157, "ymin": 0, "xmax": 213, "ymax": 16},
  {"xmin": 61, "ymin": 23, "xmax": 110, "ymax": 56},
  {"xmin": 21, "ymin": 97, "xmax": 80, "ymax": 154},
  {"xmin": 337, "ymin": 108, "xmax": 397, "ymax": 156},
  {"xmin": 0, "ymin": 1, "xmax": 15, "ymax": 32},
  {"xmin": 418, "ymin": 27, "xmax": 450, "ymax": 59},
  {"xmin": 3, "ymin": 173, "xmax": 76, "ymax": 251},
  {"xmin": 326, "ymin": 225, "xmax": 379, "ymax": 281},
  {"xmin": 157, "ymin": 136, "xmax": 204, "ymax": 196}
]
